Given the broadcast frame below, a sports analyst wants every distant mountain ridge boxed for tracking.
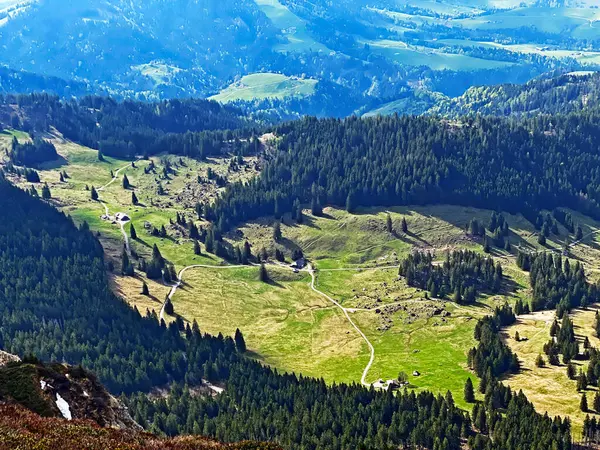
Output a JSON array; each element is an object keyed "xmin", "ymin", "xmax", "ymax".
[{"xmin": 0, "ymin": 0, "xmax": 597, "ymax": 117}]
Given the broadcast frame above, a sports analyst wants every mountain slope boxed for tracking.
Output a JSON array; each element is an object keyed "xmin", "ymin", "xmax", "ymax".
[
  {"xmin": 428, "ymin": 71, "xmax": 600, "ymax": 117},
  {"xmin": 0, "ymin": 0, "xmax": 279, "ymax": 99}
]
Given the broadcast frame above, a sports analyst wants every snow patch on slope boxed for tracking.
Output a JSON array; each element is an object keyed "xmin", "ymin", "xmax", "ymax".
[{"xmin": 55, "ymin": 394, "xmax": 72, "ymax": 420}]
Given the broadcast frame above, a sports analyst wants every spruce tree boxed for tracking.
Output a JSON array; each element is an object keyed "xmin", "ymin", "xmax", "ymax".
[
  {"xmin": 132, "ymin": 191, "xmax": 139, "ymax": 205},
  {"xmin": 164, "ymin": 297, "xmax": 174, "ymax": 315},
  {"xmin": 576, "ymin": 225, "xmax": 583, "ymax": 241},
  {"xmin": 259, "ymin": 263, "xmax": 268, "ymax": 282},
  {"xmin": 59, "ymin": 172, "xmax": 65, "ymax": 182},
  {"xmin": 386, "ymin": 214, "xmax": 393, "ymax": 233},
  {"xmin": 234, "ymin": 328, "xmax": 247, "ymax": 353},
  {"xmin": 401, "ymin": 217, "xmax": 408, "ymax": 234},
  {"xmin": 121, "ymin": 250, "xmax": 134, "ymax": 276},
  {"xmin": 581, "ymin": 393, "xmax": 589, "ymax": 412},
  {"xmin": 41, "ymin": 183, "xmax": 51, "ymax": 199},
  {"xmin": 535, "ymin": 354, "xmax": 545, "ymax": 368},
  {"xmin": 91, "ymin": 186, "xmax": 99, "ymax": 201},
  {"xmin": 567, "ymin": 363, "xmax": 576, "ymax": 380},
  {"xmin": 273, "ymin": 220, "xmax": 282, "ymax": 241},
  {"xmin": 311, "ymin": 197, "xmax": 322, "ymax": 216},
  {"xmin": 464, "ymin": 378, "xmax": 475, "ymax": 403},
  {"xmin": 123, "ymin": 174, "xmax": 130, "ymax": 189},
  {"xmin": 194, "ymin": 240, "xmax": 202, "ymax": 255},
  {"xmin": 594, "ymin": 392, "xmax": 600, "ymax": 413},
  {"xmin": 98, "ymin": 150, "xmax": 105, "ymax": 162},
  {"xmin": 130, "ymin": 223, "xmax": 137, "ymax": 240},
  {"xmin": 141, "ymin": 282, "xmax": 149, "ymax": 296}
]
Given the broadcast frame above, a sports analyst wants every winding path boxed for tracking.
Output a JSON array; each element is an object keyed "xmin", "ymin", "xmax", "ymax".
[
  {"xmin": 97, "ymin": 162, "xmax": 135, "ymax": 253},
  {"xmin": 307, "ymin": 264, "xmax": 376, "ymax": 386},
  {"xmin": 161, "ymin": 260, "xmax": 393, "ymax": 386}
]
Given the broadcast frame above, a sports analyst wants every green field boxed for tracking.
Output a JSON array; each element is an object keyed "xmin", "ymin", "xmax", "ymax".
[
  {"xmin": 363, "ymin": 39, "xmax": 514, "ymax": 71},
  {"xmin": 253, "ymin": 0, "xmax": 330, "ymax": 53},
  {"xmin": 210, "ymin": 73, "xmax": 318, "ymax": 103}
]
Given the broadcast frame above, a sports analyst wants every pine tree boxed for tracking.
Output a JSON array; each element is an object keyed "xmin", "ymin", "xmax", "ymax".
[
  {"xmin": 273, "ymin": 220, "xmax": 282, "ymax": 241},
  {"xmin": 578, "ymin": 372, "xmax": 588, "ymax": 391},
  {"xmin": 464, "ymin": 378, "xmax": 475, "ymax": 403},
  {"xmin": 234, "ymin": 328, "xmax": 247, "ymax": 353},
  {"xmin": 132, "ymin": 191, "xmax": 139, "ymax": 205},
  {"xmin": 345, "ymin": 191, "xmax": 356, "ymax": 213},
  {"xmin": 535, "ymin": 354, "xmax": 545, "ymax": 368},
  {"xmin": 538, "ymin": 233, "xmax": 546, "ymax": 246},
  {"xmin": 581, "ymin": 393, "xmax": 589, "ymax": 412},
  {"xmin": 567, "ymin": 363, "xmax": 576, "ymax": 380},
  {"xmin": 130, "ymin": 224, "xmax": 137, "ymax": 240},
  {"xmin": 193, "ymin": 240, "xmax": 202, "ymax": 255},
  {"xmin": 401, "ymin": 217, "xmax": 408, "ymax": 234},
  {"xmin": 121, "ymin": 250, "xmax": 134, "ymax": 276},
  {"xmin": 259, "ymin": 263, "xmax": 268, "ymax": 282},
  {"xmin": 164, "ymin": 297, "xmax": 174, "ymax": 315},
  {"xmin": 41, "ymin": 183, "xmax": 51, "ymax": 199},
  {"xmin": 123, "ymin": 174, "xmax": 130, "ymax": 189},
  {"xmin": 311, "ymin": 197, "xmax": 322, "ymax": 216},
  {"xmin": 141, "ymin": 282, "xmax": 149, "ymax": 296},
  {"xmin": 91, "ymin": 186, "xmax": 99, "ymax": 201},
  {"xmin": 241, "ymin": 241, "xmax": 251, "ymax": 263},
  {"xmin": 260, "ymin": 247, "xmax": 268, "ymax": 262}
]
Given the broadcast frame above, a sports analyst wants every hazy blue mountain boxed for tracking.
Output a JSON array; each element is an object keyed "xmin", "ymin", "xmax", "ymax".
[{"xmin": 0, "ymin": 0, "xmax": 599, "ymax": 116}]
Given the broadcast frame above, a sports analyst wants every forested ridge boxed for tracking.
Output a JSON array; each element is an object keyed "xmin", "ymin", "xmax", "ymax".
[
  {"xmin": 211, "ymin": 112, "xmax": 600, "ymax": 231},
  {"xmin": 1, "ymin": 94, "xmax": 258, "ymax": 160}
]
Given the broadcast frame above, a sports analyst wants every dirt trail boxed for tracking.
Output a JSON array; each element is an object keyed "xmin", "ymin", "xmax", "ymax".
[
  {"xmin": 97, "ymin": 162, "xmax": 134, "ymax": 252},
  {"xmin": 306, "ymin": 263, "xmax": 375, "ymax": 386}
]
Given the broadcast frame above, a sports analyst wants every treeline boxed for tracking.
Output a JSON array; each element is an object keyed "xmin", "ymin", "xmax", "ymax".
[
  {"xmin": 0, "ymin": 94, "xmax": 259, "ymax": 159},
  {"xmin": 8, "ymin": 135, "xmax": 57, "ymax": 166},
  {"xmin": 211, "ymin": 112, "xmax": 600, "ymax": 232},
  {"xmin": 517, "ymin": 252, "xmax": 599, "ymax": 314},
  {"xmin": 398, "ymin": 250, "xmax": 502, "ymax": 303}
]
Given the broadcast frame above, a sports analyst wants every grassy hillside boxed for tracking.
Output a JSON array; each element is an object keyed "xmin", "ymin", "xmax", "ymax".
[{"xmin": 210, "ymin": 73, "xmax": 317, "ymax": 102}]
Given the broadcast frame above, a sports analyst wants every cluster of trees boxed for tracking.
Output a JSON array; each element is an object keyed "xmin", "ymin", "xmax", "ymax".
[
  {"xmin": 517, "ymin": 252, "xmax": 599, "ymax": 314},
  {"xmin": 9, "ymin": 136, "xmax": 57, "ymax": 166},
  {"xmin": 211, "ymin": 112, "xmax": 600, "ymax": 232},
  {"xmin": 468, "ymin": 304, "xmax": 518, "ymax": 379},
  {"xmin": 544, "ymin": 315, "xmax": 578, "ymax": 365},
  {"xmin": 3, "ymin": 163, "xmax": 41, "ymax": 182},
  {"xmin": 398, "ymin": 250, "xmax": 502, "ymax": 303},
  {"xmin": 126, "ymin": 375, "xmax": 471, "ymax": 449},
  {"xmin": 0, "ymin": 94, "xmax": 258, "ymax": 160}
]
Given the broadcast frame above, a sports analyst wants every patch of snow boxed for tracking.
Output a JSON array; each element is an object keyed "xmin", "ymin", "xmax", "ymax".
[
  {"xmin": 40, "ymin": 380, "xmax": 46, "ymax": 390},
  {"xmin": 83, "ymin": 390, "xmax": 89, "ymax": 398},
  {"xmin": 55, "ymin": 394, "xmax": 72, "ymax": 420}
]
